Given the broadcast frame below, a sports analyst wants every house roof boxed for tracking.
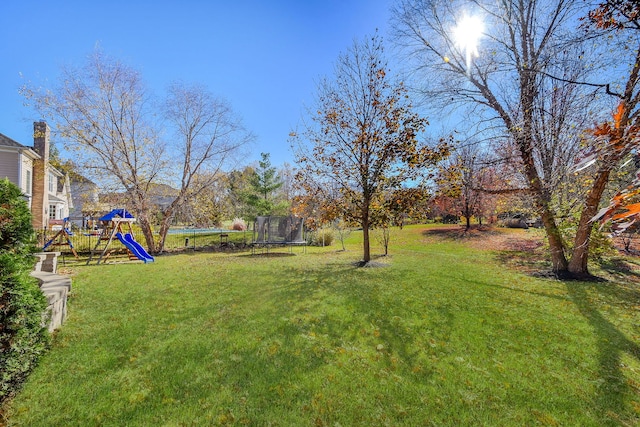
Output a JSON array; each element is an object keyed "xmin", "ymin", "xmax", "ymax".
[
  {"xmin": 49, "ymin": 166, "xmax": 63, "ymax": 177},
  {"xmin": 0, "ymin": 132, "xmax": 41, "ymax": 159},
  {"xmin": 48, "ymin": 193, "xmax": 67, "ymax": 203},
  {"xmin": 69, "ymin": 171, "xmax": 96, "ymax": 186},
  {"xmin": 0, "ymin": 132, "xmax": 26, "ymax": 148}
]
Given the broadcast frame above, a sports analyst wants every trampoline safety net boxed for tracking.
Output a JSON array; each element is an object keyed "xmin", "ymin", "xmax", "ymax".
[{"xmin": 253, "ymin": 216, "xmax": 305, "ymax": 244}]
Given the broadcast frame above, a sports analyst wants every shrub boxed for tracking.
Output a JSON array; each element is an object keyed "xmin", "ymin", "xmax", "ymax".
[
  {"xmin": 439, "ymin": 214, "xmax": 459, "ymax": 224},
  {"xmin": 555, "ymin": 212, "xmax": 616, "ymax": 263},
  {"xmin": 332, "ymin": 220, "xmax": 352, "ymax": 251},
  {"xmin": 232, "ymin": 218, "xmax": 247, "ymax": 231},
  {"xmin": 373, "ymin": 226, "xmax": 392, "ymax": 256},
  {"xmin": 309, "ymin": 228, "xmax": 334, "ymax": 247},
  {"xmin": 0, "ymin": 179, "xmax": 49, "ymax": 404}
]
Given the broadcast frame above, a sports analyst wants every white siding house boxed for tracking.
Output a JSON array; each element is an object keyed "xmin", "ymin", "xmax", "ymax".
[
  {"xmin": 0, "ymin": 132, "xmax": 40, "ymax": 208},
  {"xmin": 0, "ymin": 122, "xmax": 73, "ymax": 229}
]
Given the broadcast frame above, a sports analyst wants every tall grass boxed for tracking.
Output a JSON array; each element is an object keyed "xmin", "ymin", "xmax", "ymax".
[{"xmin": 5, "ymin": 225, "xmax": 640, "ymax": 426}]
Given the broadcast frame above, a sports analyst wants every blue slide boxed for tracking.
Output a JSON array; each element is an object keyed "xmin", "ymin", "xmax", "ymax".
[{"xmin": 115, "ymin": 233, "xmax": 154, "ymax": 263}]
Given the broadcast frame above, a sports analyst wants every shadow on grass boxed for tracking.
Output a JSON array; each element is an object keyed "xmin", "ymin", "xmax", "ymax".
[
  {"xmin": 493, "ymin": 250, "xmax": 550, "ymax": 275},
  {"xmin": 475, "ymin": 256, "xmax": 640, "ymax": 424},
  {"xmin": 565, "ymin": 281, "xmax": 640, "ymax": 425},
  {"xmin": 237, "ymin": 252, "xmax": 297, "ymax": 258},
  {"xmin": 191, "ymin": 260, "xmax": 431, "ymax": 425},
  {"xmin": 479, "ymin": 234, "xmax": 640, "ymax": 424},
  {"xmin": 421, "ymin": 225, "xmax": 502, "ymax": 240},
  {"xmin": 269, "ymin": 260, "xmax": 447, "ymax": 382},
  {"xmin": 599, "ymin": 258, "xmax": 640, "ymax": 284}
]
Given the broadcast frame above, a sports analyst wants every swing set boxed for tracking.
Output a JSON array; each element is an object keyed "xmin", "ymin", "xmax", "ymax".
[
  {"xmin": 85, "ymin": 209, "xmax": 154, "ymax": 265},
  {"xmin": 43, "ymin": 218, "xmax": 78, "ymax": 258}
]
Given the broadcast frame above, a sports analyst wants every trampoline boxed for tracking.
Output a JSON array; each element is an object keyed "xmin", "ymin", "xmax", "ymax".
[{"xmin": 252, "ymin": 216, "xmax": 306, "ymax": 254}]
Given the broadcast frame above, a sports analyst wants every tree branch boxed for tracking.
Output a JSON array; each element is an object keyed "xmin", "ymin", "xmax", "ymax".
[{"xmin": 535, "ymin": 69, "xmax": 624, "ymax": 98}]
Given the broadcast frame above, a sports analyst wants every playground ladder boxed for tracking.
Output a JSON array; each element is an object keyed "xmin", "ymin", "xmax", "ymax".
[{"xmin": 85, "ymin": 226, "xmax": 119, "ymax": 265}]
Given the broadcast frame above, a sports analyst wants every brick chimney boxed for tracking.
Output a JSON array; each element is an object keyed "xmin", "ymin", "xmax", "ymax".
[{"xmin": 31, "ymin": 121, "xmax": 50, "ymax": 229}]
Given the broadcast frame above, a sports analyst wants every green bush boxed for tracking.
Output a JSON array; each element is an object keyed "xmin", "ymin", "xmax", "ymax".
[
  {"xmin": 0, "ymin": 179, "xmax": 49, "ymax": 404},
  {"xmin": 555, "ymin": 213, "xmax": 616, "ymax": 263}
]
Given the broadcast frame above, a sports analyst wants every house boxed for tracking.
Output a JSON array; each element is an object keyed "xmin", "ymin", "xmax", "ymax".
[
  {"xmin": 0, "ymin": 122, "xmax": 73, "ymax": 229},
  {"xmin": 66, "ymin": 172, "xmax": 102, "ymax": 228},
  {"xmin": 0, "ymin": 130, "xmax": 39, "ymax": 207}
]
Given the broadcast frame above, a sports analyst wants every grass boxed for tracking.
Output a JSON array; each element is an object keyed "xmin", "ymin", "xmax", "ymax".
[{"xmin": 4, "ymin": 225, "xmax": 640, "ymax": 426}]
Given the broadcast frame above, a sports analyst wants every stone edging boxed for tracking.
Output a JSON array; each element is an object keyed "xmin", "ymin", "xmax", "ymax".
[{"xmin": 31, "ymin": 252, "xmax": 71, "ymax": 332}]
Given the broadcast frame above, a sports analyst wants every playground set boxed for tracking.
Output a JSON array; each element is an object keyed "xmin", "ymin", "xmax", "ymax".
[
  {"xmin": 43, "ymin": 212, "xmax": 303, "ymax": 260},
  {"xmin": 43, "ymin": 218, "xmax": 78, "ymax": 259},
  {"xmin": 85, "ymin": 209, "xmax": 154, "ymax": 265}
]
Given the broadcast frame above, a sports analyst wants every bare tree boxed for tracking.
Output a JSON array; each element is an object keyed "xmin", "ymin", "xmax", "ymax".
[
  {"xmin": 293, "ymin": 33, "xmax": 448, "ymax": 264},
  {"xmin": 158, "ymin": 81, "xmax": 252, "ymax": 250},
  {"xmin": 393, "ymin": 0, "xmax": 606, "ymax": 278},
  {"xmin": 277, "ymin": 162, "xmax": 297, "ymax": 210},
  {"xmin": 22, "ymin": 51, "xmax": 251, "ymax": 253},
  {"xmin": 182, "ymin": 172, "xmax": 228, "ymax": 227},
  {"xmin": 22, "ymin": 49, "xmax": 165, "ymax": 251}
]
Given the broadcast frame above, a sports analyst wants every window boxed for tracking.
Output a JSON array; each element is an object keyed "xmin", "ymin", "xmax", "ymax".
[
  {"xmin": 25, "ymin": 170, "xmax": 32, "ymax": 195},
  {"xmin": 48, "ymin": 172, "xmax": 55, "ymax": 193},
  {"xmin": 49, "ymin": 205, "xmax": 56, "ymax": 220}
]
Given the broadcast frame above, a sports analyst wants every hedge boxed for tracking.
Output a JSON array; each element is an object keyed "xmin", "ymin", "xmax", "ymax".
[{"xmin": 0, "ymin": 179, "xmax": 49, "ymax": 404}]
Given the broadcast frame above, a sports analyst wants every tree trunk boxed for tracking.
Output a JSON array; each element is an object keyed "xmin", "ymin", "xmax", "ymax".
[
  {"xmin": 156, "ymin": 215, "xmax": 172, "ymax": 253},
  {"xmin": 362, "ymin": 204, "xmax": 371, "ymax": 264},
  {"xmin": 156, "ymin": 202, "xmax": 180, "ymax": 253},
  {"xmin": 137, "ymin": 214, "xmax": 157, "ymax": 254},
  {"xmin": 156, "ymin": 194, "xmax": 187, "ymax": 253},
  {"xmin": 383, "ymin": 226, "xmax": 390, "ymax": 255},
  {"xmin": 362, "ymin": 224, "xmax": 371, "ymax": 263},
  {"xmin": 568, "ymin": 169, "xmax": 611, "ymax": 277},
  {"xmin": 540, "ymin": 207, "xmax": 569, "ymax": 276},
  {"xmin": 522, "ymin": 149, "xmax": 569, "ymax": 275},
  {"xmin": 464, "ymin": 196, "xmax": 472, "ymax": 230},
  {"xmin": 516, "ymin": 135, "xmax": 569, "ymax": 276}
]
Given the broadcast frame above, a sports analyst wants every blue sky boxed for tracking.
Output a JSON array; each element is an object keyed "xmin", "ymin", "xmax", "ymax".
[{"xmin": 0, "ymin": 0, "xmax": 393, "ymax": 166}]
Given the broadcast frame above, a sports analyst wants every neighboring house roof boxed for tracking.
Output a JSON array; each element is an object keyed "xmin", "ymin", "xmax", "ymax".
[
  {"xmin": 49, "ymin": 165, "xmax": 64, "ymax": 177},
  {"xmin": 0, "ymin": 132, "xmax": 27, "ymax": 148},
  {"xmin": 68, "ymin": 170, "xmax": 96, "ymax": 186},
  {"xmin": 0, "ymin": 132, "xmax": 40, "ymax": 159},
  {"xmin": 48, "ymin": 194, "xmax": 67, "ymax": 203}
]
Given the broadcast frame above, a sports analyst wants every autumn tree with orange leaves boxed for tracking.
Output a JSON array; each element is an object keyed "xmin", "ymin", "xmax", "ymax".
[
  {"xmin": 292, "ymin": 34, "xmax": 448, "ymax": 264},
  {"xmin": 569, "ymin": 0, "xmax": 640, "ymax": 275},
  {"xmin": 435, "ymin": 143, "xmax": 498, "ymax": 230},
  {"xmin": 583, "ymin": 1, "xmax": 640, "ymax": 232}
]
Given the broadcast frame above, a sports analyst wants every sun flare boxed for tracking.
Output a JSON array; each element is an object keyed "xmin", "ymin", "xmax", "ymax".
[{"xmin": 452, "ymin": 13, "xmax": 484, "ymax": 71}]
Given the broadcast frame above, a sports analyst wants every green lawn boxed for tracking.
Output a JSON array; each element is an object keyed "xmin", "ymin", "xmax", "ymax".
[{"xmin": 5, "ymin": 225, "xmax": 640, "ymax": 426}]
